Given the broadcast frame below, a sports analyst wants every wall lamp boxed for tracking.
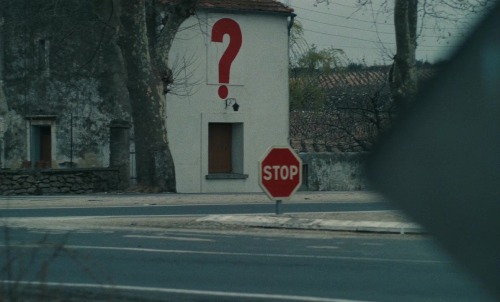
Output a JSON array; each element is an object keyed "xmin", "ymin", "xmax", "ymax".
[{"xmin": 225, "ymin": 98, "xmax": 240, "ymax": 112}]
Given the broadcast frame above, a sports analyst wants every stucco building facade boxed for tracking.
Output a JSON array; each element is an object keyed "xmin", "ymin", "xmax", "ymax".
[{"xmin": 167, "ymin": 1, "xmax": 295, "ymax": 192}]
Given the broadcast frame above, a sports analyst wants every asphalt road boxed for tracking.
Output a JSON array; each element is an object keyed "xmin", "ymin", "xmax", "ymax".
[
  {"xmin": 1, "ymin": 227, "xmax": 494, "ymax": 302},
  {"xmin": 0, "ymin": 202, "xmax": 394, "ymax": 218}
]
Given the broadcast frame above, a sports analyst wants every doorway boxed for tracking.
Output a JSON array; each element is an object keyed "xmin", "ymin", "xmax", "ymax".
[{"xmin": 31, "ymin": 125, "xmax": 52, "ymax": 168}]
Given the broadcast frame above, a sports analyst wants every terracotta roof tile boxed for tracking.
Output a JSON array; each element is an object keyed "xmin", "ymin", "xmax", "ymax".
[
  {"xmin": 318, "ymin": 67, "xmax": 435, "ymax": 89},
  {"xmin": 198, "ymin": 0, "xmax": 293, "ymax": 14},
  {"xmin": 163, "ymin": 0, "xmax": 294, "ymax": 14}
]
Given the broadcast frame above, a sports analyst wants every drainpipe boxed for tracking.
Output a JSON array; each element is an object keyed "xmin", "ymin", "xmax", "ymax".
[
  {"xmin": 0, "ymin": 10, "xmax": 5, "ymax": 168},
  {"xmin": 287, "ymin": 13, "xmax": 296, "ymax": 34},
  {"xmin": 286, "ymin": 12, "xmax": 296, "ymax": 146},
  {"xmin": 0, "ymin": 13, "xmax": 5, "ymax": 102},
  {"xmin": 0, "ymin": 2, "xmax": 4, "ymax": 84},
  {"xmin": 0, "ymin": 118, "xmax": 4, "ymax": 169}
]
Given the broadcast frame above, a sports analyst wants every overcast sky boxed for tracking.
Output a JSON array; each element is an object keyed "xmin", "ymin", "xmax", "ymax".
[{"xmin": 281, "ymin": 0, "xmax": 488, "ymax": 65}]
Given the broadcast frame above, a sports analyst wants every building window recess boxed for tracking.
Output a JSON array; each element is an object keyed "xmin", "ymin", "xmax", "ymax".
[
  {"xmin": 206, "ymin": 122, "xmax": 248, "ymax": 180},
  {"xmin": 37, "ymin": 38, "xmax": 50, "ymax": 76}
]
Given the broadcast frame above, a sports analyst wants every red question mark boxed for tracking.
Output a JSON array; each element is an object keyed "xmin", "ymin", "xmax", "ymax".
[{"xmin": 211, "ymin": 18, "xmax": 242, "ymax": 100}]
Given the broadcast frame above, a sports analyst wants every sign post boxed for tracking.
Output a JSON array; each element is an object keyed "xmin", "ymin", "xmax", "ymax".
[{"xmin": 259, "ymin": 146, "xmax": 302, "ymax": 215}]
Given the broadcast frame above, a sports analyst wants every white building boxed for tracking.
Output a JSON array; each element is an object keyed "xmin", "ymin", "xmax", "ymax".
[{"xmin": 167, "ymin": 0, "xmax": 295, "ymax": 193}]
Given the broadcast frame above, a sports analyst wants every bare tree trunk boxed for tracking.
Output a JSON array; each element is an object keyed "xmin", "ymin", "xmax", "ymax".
[
  {"xmin": 391, "ymin": 0, "xmax": 418, "ymax": 112},
  {"xmin": 117, "ymin": 0, "xmax": 176, "ymax": 191},
  {"xmin": 115, "ymin": 0, "xmax": 197, "ymax": 192}
]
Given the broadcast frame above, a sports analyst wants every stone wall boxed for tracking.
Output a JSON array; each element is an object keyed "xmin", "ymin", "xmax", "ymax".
[
  {"xmin": 0, "ymin": 168, "xmax": 120, "ymax": 195},
  {"xmin": 299, "ymin": 152, "xmax": 370, "ymax": 191},
  {"xmin": 0, "ymin": 152, "xmax": 370, "ymax": 194}
]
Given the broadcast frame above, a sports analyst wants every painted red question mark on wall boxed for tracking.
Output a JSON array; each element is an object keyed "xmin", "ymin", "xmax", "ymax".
[{"xmin": 211, "ymin": 18, "xmax": 242, "ymax": 100}]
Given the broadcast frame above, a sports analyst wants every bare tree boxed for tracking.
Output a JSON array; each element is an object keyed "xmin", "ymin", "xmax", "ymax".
[
  {"xmin": 116, "ymin": 0, "xmax": 198, "ymax": 192},
  {"xmin": 390, "ymin": 0, "xmax": 418, "ymax": 111},
  {"xmin": 376, "ymin": 0, "xmax": 492, "ymax": 112},
  {"xmin": 290, "ymin": 64, "xmax": 396, "ymax": 152},
  {"xmin": 289, "ymin": 22, "xmax": 393, "ymax": 152},
  {"xmin": 316, "ymin": 0, "xmax": 493, "ymax": 113},
  {"xmin": 290, "ymin": 0, "xmax": 493, "ymax": 155},
  {"xmin": 292, "ymin": 0, "xmax": 488, "ymax": 152},
  {"xmin": 386, "ymin": 0, "xmax": 491, "ymax": 110},
  {"xmin": 1, "ymin": 0, "xmax": 202, "ymax": 190}
]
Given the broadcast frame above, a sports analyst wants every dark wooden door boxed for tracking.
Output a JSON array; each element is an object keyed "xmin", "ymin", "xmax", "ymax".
[
  {"xmin": 209, "ymin": 123, "xmax": 232, "ymax": 173},
  {"xmin": 39, "ymin": 126, "xmax": 51, "ymax": 167}
]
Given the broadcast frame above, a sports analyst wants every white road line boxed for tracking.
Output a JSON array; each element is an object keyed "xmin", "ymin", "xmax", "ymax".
[
  {"xmin": 0, "ymin": 280, "xmax": 371, "ymax": 302},
  {"xmin": 1, "ymin": 244, "xmax": 448, "ymax": 264},
  {"xmin": 0, "ymin": 203, "xmax": 271, "ymax": 210},
  {"xmin": 1, "ymin": 214, "xmax": 274, "ymax": 219},
  {"xmin": 124, "ymin": 235, "xmax": 215, "ymax": 242},
  {"xmin": 0, "ymin": 203, "xmax": 391, "ymax": 210},
  {"xmin": 307, "ymin": 246, "xmax": 340, "ymax": 250}
]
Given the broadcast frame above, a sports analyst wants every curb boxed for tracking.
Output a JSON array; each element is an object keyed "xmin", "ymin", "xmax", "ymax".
[{"xmin": 197, "ymin": 215, "xmax": 425, "ymax": 234}]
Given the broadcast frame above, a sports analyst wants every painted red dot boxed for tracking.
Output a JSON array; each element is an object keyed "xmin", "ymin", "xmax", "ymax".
[{"xmin": 218, "ymin": 85, "xmax": 229, "ymax": 99}]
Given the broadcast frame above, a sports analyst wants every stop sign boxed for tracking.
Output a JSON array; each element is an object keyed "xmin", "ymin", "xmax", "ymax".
[{"xmin": 259, "ymin": 146, "xmax": 302, "ymax": 200}]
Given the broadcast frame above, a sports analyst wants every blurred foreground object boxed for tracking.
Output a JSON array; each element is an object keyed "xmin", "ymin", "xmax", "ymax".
[{"xmin": 367, "ymin": 2, "xmax": 500, "ymax": 300}]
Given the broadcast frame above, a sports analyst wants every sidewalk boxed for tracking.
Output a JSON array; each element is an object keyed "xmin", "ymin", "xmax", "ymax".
[
  {"xmin": 0, "ymin": 191, "xmax": 424, "ymax": 234},
  {"xmin": 197, "ymin": 213, "xmax": 423, "ymax": 234}
]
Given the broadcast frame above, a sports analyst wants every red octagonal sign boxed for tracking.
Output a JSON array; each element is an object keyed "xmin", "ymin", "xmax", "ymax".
[{"xmin": 259, "ymin": 146, "xmax": 302, "ymax": 200}]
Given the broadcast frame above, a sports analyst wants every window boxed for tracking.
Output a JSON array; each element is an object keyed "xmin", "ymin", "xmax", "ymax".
[
  {"xmin": 37, "ymin": 38, "xmax": 50, "ymax": 76},
  {"xmin": 207, "ymin": 122, "xmax": 246, "ymax": 179}
]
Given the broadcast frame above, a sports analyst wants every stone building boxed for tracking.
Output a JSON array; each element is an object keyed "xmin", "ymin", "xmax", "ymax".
[
  {"xmin": 0, "ymin": 0, "xmax": 294, "ymax": 193},
  {"xmin": 0, "ymin": 1, "xmax": 130, "ymax": 170}
]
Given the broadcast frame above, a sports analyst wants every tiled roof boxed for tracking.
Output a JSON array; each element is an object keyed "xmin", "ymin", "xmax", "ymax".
[
  {"xmin": 197, "ymin": 0, "xmax": 294, "ymax": 14},
  {"xmin": 320, "ymin": 70, "xmax": 388, "ymax": 88},
  {"xmin": 319, "ymin": 67, "xmax": 435, "ymax": 89},
  {"xmin": 289, "ymin": 138, "xmax": 342, "ymax": 153},
  {"xmin": 163, "ymin": 0, "xmax": 294, "ymax": 14}
]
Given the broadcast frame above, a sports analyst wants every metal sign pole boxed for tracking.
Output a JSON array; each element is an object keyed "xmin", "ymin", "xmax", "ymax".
[{"xmin": 275, "ymin": 200, "xmax": 282, "ymax": 215}]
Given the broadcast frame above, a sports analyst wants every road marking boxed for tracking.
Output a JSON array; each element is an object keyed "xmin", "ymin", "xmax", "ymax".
[
  {"xmin": 0, "ymin": 203, "xmax": 272, "ymax": 210},
  {"xmin": 124, "ymin": 235, "xmax": 215, "ymax": 242},
  {"xmin": 0, "ymin": 280, "xmax": 371, "ymax": 302},
  {"xmin": 360, "ymin": 243, "xmax": 384, "ymax": 246},
  {"xmin": 0, "ymin": 202, "xmax": 392, "ymax": 211},
  {"xmin": 1, "ymin": 244, "xmax": 448, "ymax": 265},
  {"xmin": 307, "ymin": 246, "xmax": 340, "ymax": 250}
]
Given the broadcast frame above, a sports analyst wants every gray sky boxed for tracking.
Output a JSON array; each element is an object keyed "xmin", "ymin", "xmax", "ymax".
[{"xmin": 283, "ymin": 0, "xmax": 487, "ymax": 65}]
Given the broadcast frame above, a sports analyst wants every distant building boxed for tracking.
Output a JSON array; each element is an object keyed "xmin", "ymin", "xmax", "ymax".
[{"xmin": 290, "ymin": 65, "xmax": 436, "ymax": 152}]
